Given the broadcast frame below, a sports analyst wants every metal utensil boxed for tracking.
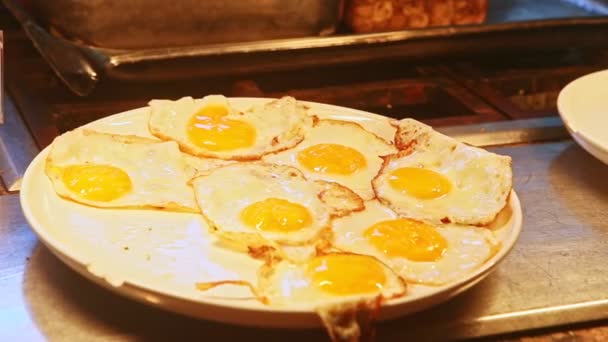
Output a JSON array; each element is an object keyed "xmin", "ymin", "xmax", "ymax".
[{"xmin": 2, "ymin": 0, "xmax": 99, "ymax": 96}]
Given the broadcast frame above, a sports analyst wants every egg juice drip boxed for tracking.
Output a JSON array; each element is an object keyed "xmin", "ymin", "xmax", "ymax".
[
  {"xmin": 61, "ymin": 164, "xmax": 132, "ymax": 202},
  {"xmin": 187, "ymin": 105, "xmax": 256, "ymax": 151},
  {"xmin": 364, "ymin": 219, "xmax": 447, "ymax": 262},
  {"xmin": 307, "ymin": 254, "xmax": 387, "ymax": 295},
  {"xmin": 388, "ymin": 167, "xmax": 451, "ymax": 199},
  {"xmin": 240, "ymin": 198, "xmax": 313, "ymax": 233},
  {"xmin": 297, "ymin": 144, "xmax": 367, "ymax": 175}
]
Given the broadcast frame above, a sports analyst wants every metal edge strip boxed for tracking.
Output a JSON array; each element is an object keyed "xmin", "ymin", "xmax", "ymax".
[
  {"xmin": 436, "ymin": 117, "xmax": 570, "ymax": 147},
  {"xmin": 449, "ymin": 299, "xmax": 608, "ymax": 340},
  {"xmin": 107, "ymin": 18, "xmax": 608, "ymax": 64},
  {"xmin": 0, "ymin": 95, "xmax": 40, "ymax": 192}
]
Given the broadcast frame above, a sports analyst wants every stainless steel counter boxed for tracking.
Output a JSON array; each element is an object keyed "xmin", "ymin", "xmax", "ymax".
[{"xmin": 2, "ymin": 126, "xmax": 608, "ymax": 341}]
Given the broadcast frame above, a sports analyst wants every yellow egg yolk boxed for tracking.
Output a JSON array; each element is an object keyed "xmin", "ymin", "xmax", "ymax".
[
  {"xmin": 364, "ymin": 219, "xmax": 447, "ymax": 262},
  {"xmin": 186, "ymin": 105, "xmax": 256, "ymax": 151},
  {"xmin": 61, "ymin": 164, "xmax": 132, "ymax": 202},
  {"xmin": 388, "ymin": 167, "xmax": 451, "ymax": 199},
  {"xmin": 239, "ymin": 198, "xmax": 312, "ymax": 233},
  {"xmin": 307, "ymin": 254, "xmax": 386, "ymax": 295},
  {"xmin": 296, "ymin": 144, "xmax": 367, "ymax": 175}
]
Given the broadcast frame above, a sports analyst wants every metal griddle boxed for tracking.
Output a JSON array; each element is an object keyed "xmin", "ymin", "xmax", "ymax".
[{"xmin": 2, "ymin": 104, "xmax": 607, "ymax": 340}]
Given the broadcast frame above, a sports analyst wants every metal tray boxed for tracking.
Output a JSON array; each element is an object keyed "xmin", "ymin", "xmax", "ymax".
[
  {"xmin": 5, "ymin": 0, "xmax": 608, "ymax": 96},
  {"xmin": 25, "ymin": 0, "xmax": 344, "ymax": 49}
]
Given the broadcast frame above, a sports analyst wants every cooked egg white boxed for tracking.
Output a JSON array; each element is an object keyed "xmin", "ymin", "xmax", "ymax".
[
  {"xmin": 263, "ymin": 119, "xmax": 396, "ymax": 200},
  {"xmin": 45, "ymin": 129, "xmax": 198, "ymax": 212},
  {"xmin": 148, "ymin": 95, "xmax": 313, "ymax": 160},
  {"xmin": 332, "ymin": 200, "xmax": 499, "ymax": 285},
  {"xmin": 373, "ymin": 118, "xmax": 512, "ymax": 225},
  {"xmin": 181, "ymin": 154, "xmax": 235, "ymax": 179}
]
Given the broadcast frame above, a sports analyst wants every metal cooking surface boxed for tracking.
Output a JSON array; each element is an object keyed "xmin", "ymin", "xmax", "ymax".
[{"xmin": 3, "ymin": 135, "xmax": 608, "ymax": 341}]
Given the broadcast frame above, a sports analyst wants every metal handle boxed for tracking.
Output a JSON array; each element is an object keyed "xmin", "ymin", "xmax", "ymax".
[
  {"xmin": 2, "ymin": 0, "xmax": 100, "ymax": 96},
  {"xmin": 23, "ymin": 22, "xmax": 99, "ymax": 96}
]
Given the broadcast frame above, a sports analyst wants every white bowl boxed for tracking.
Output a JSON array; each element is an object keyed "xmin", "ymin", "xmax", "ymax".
[{"xmin": 557, "ymin": 69, "xmax": 608, "ymax": 165}]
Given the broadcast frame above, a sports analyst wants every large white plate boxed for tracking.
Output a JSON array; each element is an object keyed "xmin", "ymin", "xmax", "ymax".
[
  {"xmin": 558, "ymin": 69, "xmax": 608, "ymax": 165},
  {"xmin": 20, "ymin": 98, "xmax": 522, "ymax": 328}
]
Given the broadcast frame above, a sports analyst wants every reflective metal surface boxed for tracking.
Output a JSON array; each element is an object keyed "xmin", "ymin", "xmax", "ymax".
[
  {"xmin": 0, "ymin": 96, "xmax": 38, "ymax": 192},
  {"xmin": 0, "ymin": 31, "xmax": 3, "ymax": 124},
  {"xmin": 2, "ymin": 129, "xmax": 608, "ymax": 340},
  {"xmin": 437, "ymin": 117, "xmax": 570, "ymax": 147},
  {"xmin": 27, "ymin": 0, "xmax": 344, "ymax": 49}
]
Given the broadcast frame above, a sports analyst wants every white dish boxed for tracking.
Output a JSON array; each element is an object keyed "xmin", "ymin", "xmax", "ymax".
[
  {"xmin": 558, "ymin": 69, "xmax": 608, "ymax": 165},
  {"xmin": 20, "ymin": 98, "xmax": 522, "ymax": 328}
]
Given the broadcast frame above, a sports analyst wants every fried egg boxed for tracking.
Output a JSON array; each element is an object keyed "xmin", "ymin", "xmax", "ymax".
[
  {"xmin": 263, "ymin": 119, "xmax": 396, "ymax": 200},
  {"xmin": 190, "ymin": 163, "xmax": 364, "ymax": 247},
  {"xmin": 45, "ymin": 129, "xmax": 198, "ymax": 212},
  {"xmin": 373, "ymin": 119, "xmax": 512, "ymax": 225},
  {"xmin": 148, "ymin": 95, "xmax": 313, "ymax": 160},
  {"xmin": 258, "ymin": 253, "xmax": 406, "ymax": 341},
  {"xmin": 197, "ymin": 252, "xmax": 406, "ymax": 341},
  {"xmin": 332, "ymin": 200, "xmax": 499, "ymax": 285},
  {"xmin": 257, "ymin": 253, "xmax": 406, "ymax": 307}
]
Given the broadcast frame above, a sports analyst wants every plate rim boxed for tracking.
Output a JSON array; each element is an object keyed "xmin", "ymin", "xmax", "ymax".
[
  {"xmin": 19, "ymin": 97, "xmax": 523, "ymax": 327},
  {"xmin": 557, "ymin": 69, "xmax": 608, "ymax": 156}
]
